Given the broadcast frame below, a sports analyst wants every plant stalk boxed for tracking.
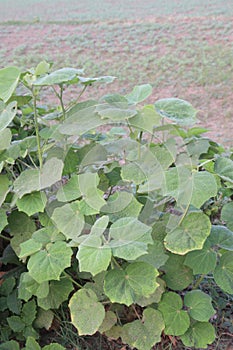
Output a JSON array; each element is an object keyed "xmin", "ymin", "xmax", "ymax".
[{"xmin": 32, "ymin": 88, "xmax": 43, "ymax": 169}]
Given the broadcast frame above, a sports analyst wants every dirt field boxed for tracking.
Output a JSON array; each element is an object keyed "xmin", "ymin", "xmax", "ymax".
[{"xmin": 0, "ymin": 0, "xmax": 233, "ymax": 146}]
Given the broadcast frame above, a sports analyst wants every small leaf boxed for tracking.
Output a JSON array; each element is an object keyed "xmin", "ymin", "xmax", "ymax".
[
  {"xmin": 0, "ymin": 208, "xmax": 8, "ymax": 232},
  {"xmin": 122, "ymin": 308, "xmax": 164, "ymax": 350},
  {"xmin": 184, "ymin": 245, "xmax": 217, "ymax": 274},
  {"xmin": 0, "ymin": 340, "xmax": 20, "ymax": 350},
  {"xmin": 214, "ymin": 157, "xmax": 233, "ymax": 183},
  {"xmin": 121, "ymin": 163, "xmax": 147, "ymax": 185},
  {"xmin": 137, "ymin": 241, "xmax": 168, "ymax": 269},
  {"xmin": 27, "ymin": 241, "xmax": 72, "ymax": 283},
  {"xmin": 35, "ymin": 60, "xmax": 51, "ymax": 76},
  {"xmin": 180, "ymin": 322, "xmax": 215, "ymax": 348},
  {"xmin": 38, "ymin": 279, "xmax": 73, "ymax": 310},
  {"xmin": 158, "ymin": 292, "xmax": 190, "ymax": 336},
  {"xmin": 0, "ymin": 128, "xmax": 11, "ymax": 150},
  {"xmin": 69, "ymin": 289, "xmax": 105, "ymax": 335},
  {"xmin": 208, "ymin": 225, "xmax": 233, "ymax": 251},
  {"xmin": 129, "ymin": 105, "xmax": 161, "ymax": 133},
  {"xmin": 165, "ymin": 212, "xmax": 211, "ymax": 254},
  {"xmin": 0, "ymin": 66, "xmax": 20, "ymax": 102},
  {"xmin": 190, "ymin": 172, "xmax": 217, "ymax": 208},
  {"xmin": 135, "ymin": 278, "xmax": 166, "ymax": 307},
  {"xmin": 56, "ymin": 175, "xmax": 81, "ymax": 202},
  {"xmin": 16, "ymin": 191, "xmax": 47, "ymax": 216},
  {"xmin": 18, "ymin": 272, "xmax": 49, "ymax": 301},
  {"xmin": 34, "ymin": 308, "xmax": 54, "ymax": 330},
  {"xmin": 0, "ymin": 175, "xmax": 10, "ymax": 206},
  {"xmin": 24, "ymin": 336, "xmax": 40, "ymax": 350},
  {"xmin": 104, "ymin": 262, "xmax": 159, "ymax": 306},
  {"xmin": 155, "ymin": 98, "xmax": 197, "ymax": 125},
  {"xmin": 98, "ymin": 311, "xmax": 117, "ymax": 333},
  {"xmin": 184, "ymin": 290, "xmax": 215, "ymax": 322},
  {"xmin": 126, "ymin": 84, "xmax": 152, "ymax": 104},
  {"xmin": 0, "ymin": 101, "xmax": 17, "ymax": 132},
  {"xmin": 213, "ymin": 251, "xmax": 233, "ymax": 294},
  {"xmin": 19, "ymin": 239, "xmax": 43, "ymax": 259}
]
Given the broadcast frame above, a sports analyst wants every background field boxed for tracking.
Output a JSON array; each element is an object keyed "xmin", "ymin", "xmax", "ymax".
[{"xmin": 0, "ymin": 0, "xmax": 233, "ymax": 145}]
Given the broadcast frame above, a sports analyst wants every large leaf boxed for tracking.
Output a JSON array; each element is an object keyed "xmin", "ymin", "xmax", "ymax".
[
  {"xmin": 158, "ymin": 292, "xmax": 190, "ymax": 336},
  {"xmin": 33, "ymin": 67, "xmax": 84, "ymax": 86},
  {"xmin": 184, "ymin": 244, "xmax": 217, "ymax": 274},
  {"xmin": 125, "ymin": 84, "xmax": 152, "ymax": 104},
  {"xmin": 129, "ymin": 105, "xmax": 161, "ymax": 133},
  {"xmin": 51, "ymin": 202, "xmax": 85, "ymax": 241},
  {"xmin": 69, "ymin": 289, "xmax": 105, "ymax": 335},
  {"xmin": 0, "ymin": 66, "xmax": 20, "ymax": 102},
  {"xmin": 190, "ymin": 172, "xmax": 217, "ymax": 208},
  {"xmin": 214, "ymin": 157, "xmax": 233, "ymax": 183},
  {"xmin": 109, "ymin": 217, "xmax": 152, "ymax": 260},
  {"xmin": 213, "ymin": 251, "xmax": 233, "ymax": 294},
  {"xmin": 180, "ymin": 322, "xmax": 215, "ymax": 348},
  {"xmin": 104, "ymin": 262, "xmax": 159, "ymax": 306},
  {"xmin": 0, "ymin": 175, "xmax": 10, "ymax": 206},
  {"xmin": 164, "ymin": 212, "xmax": 211, "ymax": 254},
  {"xmin": 221, "ymin": 202, "xmax": 233, "ymax": 231},
  {"xmin": 155, "ymin": 98, "xmax": 197, "ymax": 125},
  {"xmin": 27, "ymin": 241, "xmax": 72, "ymax": 283},
  {"xmin": 0, "ymin": 128, "xmax": 11, "ymax": 150},
  {"xmin": 121, "ymin": 308, "xmax": 164, "ymax": 350},
  {"xmin": 162, "ymin": 254, "xmax": 193, "ymax": 290},
  {"xmin": 38, "ymin": 279, "xmax": 73, "ymax": 310},
  {"xmin": 13, "ymin": 158, "xmax": 64, "ymax": 198},
  {"xmin": 0, "ymin": 101, "xmax": 17, "ymax": 132},
  {"xmin": 184, "ymin": 290, "xmax": 215, "ymax": 322},
  {"xmin": 16, "ymin": 191, "xmax": 47, "ymax": 216},
  {"xmin": 208, "ymin": 225, "xmax": 233, "ymax": 251}
]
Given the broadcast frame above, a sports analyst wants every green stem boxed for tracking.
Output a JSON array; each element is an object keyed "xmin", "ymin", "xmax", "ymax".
[
  {"xmin": 63, "ymin": 272, "xmax": 83, "ymax": 288},
  {"xmin": 0, "ymin": 234, "xmax": 10, "ymax": 241},
  {"xmin": 32, "ymin": 88, "xmax": 43, "ymax": 169},
  {"xmin": 111, "ymin": 256, "xmax": 122, "ymax": 269},
  {"xmin": 67, "ymin": 85, "xmax": 88, "ymax": 110},
  {"xmin": 193, "ymin": 274, "xmax": 205, "ymax": 289}
]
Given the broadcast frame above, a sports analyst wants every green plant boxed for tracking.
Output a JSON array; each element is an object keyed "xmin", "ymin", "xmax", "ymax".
[{"xmin": 0, "ymin": 62, "xmax": 233, "ymax": 350}]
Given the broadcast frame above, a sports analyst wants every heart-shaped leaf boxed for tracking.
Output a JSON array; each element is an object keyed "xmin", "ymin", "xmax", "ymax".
[
  {"xmin": 180, "ymin": 322, "xmax": 215, "ymax": 348},
  {"xmin": 184, "ymin": 290, "xmax": 215, "ymax": 322}
]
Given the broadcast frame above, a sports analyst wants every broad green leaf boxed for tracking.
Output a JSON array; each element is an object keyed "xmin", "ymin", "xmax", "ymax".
[
  {"xmin": 34, "ymin": 308, "xmax": 54, "ymax": 330},
  {"xmin": 208, "ymin": 225, "xmax": 233, "ymax": 251},
  {"xmin": 24, "ymin": 336, "xmax": 40, "ymax": 350},
  {"xmin": 33, "ymin": 67, "xmax": 84, "ymax": 85},
  {"xmin": 190, "ymin": 172, "xmax": 218, "ymax": 208},
  {"xmin": 165, "ymin": 212, "xmax": 211, "ymax": 254},
  {"xmin": 32, "ymin": 226, "xmax": 64, "ymax": 245},
  {"xmin": 184, "ymin": 290, "xmax": 215, "ymax": 322},
  {"xmin": 158, "ymin": 292, "xmax": 190, "ymax": 336},
  {"xmin": 51, "ymin": 202, "xmax": 84, "ymax": 241},
  {"xmin": 0, "ymin": 128, "xmax": 11, "ymax": 150},
  {"xmin": 137, "ymin": 241, "xmax": 168, "ymax": 269},
  {"xmin": 213, "ymin": 251, "xmax": 233, "ymax": 294},
  {"xmin": 221, "ymin": 202, "xmax": 233, "ymax": 231},
  {"xmin": 13, "ymin": 158, "xmax": 63, "ymax": 198},
  {"xmin": 162, "ymin": 254, "xmax": 193, "ymax": 290},
  {"xmin": 0, "ymin": 66, "xmax": 20, "ymax": 102},
  {"xmin": 56, "ymin": 175, "xmax": 81, "ymax": 202},
  {"xmin": 7, "ymin": 315, "xmax": 25, "ymax": 332},
  {"xmin": 19, "ymin": 239, "xmax": 43, "ymax": 259},
  {"xmin": 21, "ymin": 299, "xmax": 37, "ymax": 325},
  {"xmin": 0, "ymin": 208, "xmax": 8, "ymax": 232},
  {"xmin": 104, "ymin": 262, "xmax": 159, "ymax": 306},
  {"xmin": 38, "ymin": 279, "xmax": 73, "ymax": 310},
  {"xmin": 27, "ymin": 241, "xmax": 72, "ymax": 283},
  {"xmin": 180, "ymin": 322, "xmax": 215, "ymax": 348},
  {"xmin": 78, "ymin": 75, "xmax": 115, "ymax": 85},
  {"xmin": 69, "ymin": 289, "xmax": 105, "ymax": 335},
  {"xmin": 121, "ymin": 163, "xmax": 146, "ymax": 185},
  {"xmin": 0, "ymin": 101, "xmax": 17, "ymax": 132},
  {"xmin": 77, "ymin": 236, "xmax": 112, "ymax": 276},
  {"xmin": 121, "ymin": 308, "xmax": 164, "ymax": 350},
  {"xmin": 79, "ymin": 172, "xmax": 106, "ymax": 211},
  {"xmin": 135, "ymin": 278, "xmax": 166, "ymax": 307},
  {"xmin": 16, "ymin": 191, "xmax": 47, "ymax": 216},
  {"xmin": 126, "ymin": 84, "xmax": 152, "ymax": 104},
  {"xmin": 101, "ymin": 192, "xmax": 143, "ymax": 222},
  {"xmin": 184, "ymin": 245, "xmax": 217, "ymax": 274},
  {"xmin": 0, "ymin": 340, "xmax": 20, "ymax": 350},
  {"xmin": 8, "ymin": 211, "xmax": 36, "ymax": 235},
  {"xmin": 98, "ymin": 311, "xmax": 117, "ymax": 333},
  {"xmin": 109, "ymin": 217, "xmax": 152, "ymax": 260},
  {"xmin": 96, "ymin": 103, "xmax": 137, "ymax": 121},
  {"xmin": 18, "ymin": 272, "xmax": 49, "ymax": 301},
  {"xmin": 129, "ymin": 105, "xmax": 161, "ymax": 133},
  {"xmin": 0, "ymin": 175, "xmax": 10, "ymax": 206},
  {"xmin": 214, "ymin": 157, "xmax": 233, "ymax": 183},
  {"xmin": 35, "ymin": 60, "xmax": 51, "ymax": 76},
  {"xmin": 155, "ymin": 98, "xmax": 197, "ymax": 125}
]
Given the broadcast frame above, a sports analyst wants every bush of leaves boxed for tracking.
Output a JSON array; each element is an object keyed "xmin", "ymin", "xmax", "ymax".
[{"xmin": 0, "ymin": 62, "xmax": 233, "ymax": 350}]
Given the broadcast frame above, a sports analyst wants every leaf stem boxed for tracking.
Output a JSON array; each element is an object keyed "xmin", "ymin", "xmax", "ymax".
[
  {"xmin": 111, "ymin": 256, "xmax": 122, "ymax": 269},
  {"xmin": 63, "ymin": 272, "xmax": 83, "ymax": 288},
  {"xmin": 0, "ymin": 233, "xmax": 10, "ymax": 241},
  {"xmin": 32, "ymin": 87, "xmax": 43, "ymax": 169},
  {"xmin": 193, "ymin": 274, "xmax": 205, "ymax": 289}
]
